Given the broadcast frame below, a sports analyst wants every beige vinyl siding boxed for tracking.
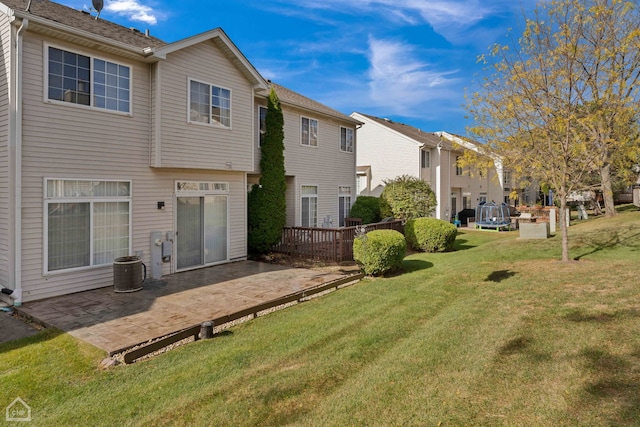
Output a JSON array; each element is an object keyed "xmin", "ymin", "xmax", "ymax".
[
  {"xmin": 0, "ymin": 14, "xmax": 11, "ymax": 289},
  {"xmin": 156, "ymin": 43, "xmax": 255, "ymax": 171},
  {"xmin": 17, "ymin": 33, "xmax": 249, "ymax": 302},
  {"xmin": 281, "ymin": 106, "xmax": 356, "ymax": 226}
]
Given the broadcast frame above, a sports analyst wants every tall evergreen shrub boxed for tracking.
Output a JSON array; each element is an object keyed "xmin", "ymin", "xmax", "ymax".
[{"xmin": 248, "ymin": 87, "xmax": 286, "ymax": 253}]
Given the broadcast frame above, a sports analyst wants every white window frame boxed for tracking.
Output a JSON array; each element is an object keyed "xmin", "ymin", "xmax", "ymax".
[
  {"xmin": 421, "ymin": 150, "xmax": 430, "ymax": 168},
  {"xmin": 338, "ymin": 186, "xmax": 352, "ymax": 227},
  {"xmin": 187, "ymin": 78, "xmax": 232, "ymax": 129},
  {"xmin": 43, "ymin": 178, "xmax": 132, "ymax": 274},
  {"xmin": 301, "ymin": 185, "xmax": 318, "ymax": 227},
  {"xmin": 175, "ymin": 181, "xmax": 229, "ymax": 195},
  {"xmin": 44, "ymin": 43, "xmax": 132, "ymax": 115},
  {"xmin": 340, "ymin": 127, "xmax": 354, "ymax": 153},
  {"xmin": 301, "ymin": 116, "xmax": 318, "ymax": 147}
]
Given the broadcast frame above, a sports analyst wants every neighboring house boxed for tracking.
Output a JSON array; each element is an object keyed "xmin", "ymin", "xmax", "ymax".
[
  {"xmin": 0, "ymin": 0, "xmax": 356, "ymax": 304},
  {"xmin": 436, "ymin": 131, "xmax": 539, "ymax": 207},
  {"xmin": 351, "ymin": 112, "xmax": 515, "ymax": 221},
  {"xmin": 250, "ymin": 83, "xmax": 361, "ymax": 229}
]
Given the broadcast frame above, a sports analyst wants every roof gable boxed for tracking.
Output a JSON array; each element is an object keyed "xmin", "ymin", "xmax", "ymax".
[
  {"xmin": 153, "ymin": 28, "xmax": 268, "ymax": 90},
  {"xmin": 352, "ymin": 112, "xmax": 448, "ymax": 149}
]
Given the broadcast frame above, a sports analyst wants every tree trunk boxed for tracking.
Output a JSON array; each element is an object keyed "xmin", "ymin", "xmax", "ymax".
[
  {"xmin": 559, "ymin": 195, "xmax": 570, "ymax": 262},
  {"xmin": 600, "ymin": 163, "xmax": 616, "ymax": 217}
]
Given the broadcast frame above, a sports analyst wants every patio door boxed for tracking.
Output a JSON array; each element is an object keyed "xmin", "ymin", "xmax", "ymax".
[{"xmin": 176, "ymin": 195, "xmax": 228, "ymax": 270}]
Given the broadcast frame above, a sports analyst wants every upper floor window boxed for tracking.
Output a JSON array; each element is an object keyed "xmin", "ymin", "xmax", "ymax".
[
  {"xmin": 340, "ymin": 127, "xmax": 354, "ymax": 152},
  {"xmin": 47, "ymin": 46, "xmax": 131, "ymax": 113},
  {"xmin": 258, "ymin": 106, "xmax": 267, "ymax": 146},
  {"xmin": 421, "ymin": 150, "xmax": 430, "ymax": 168},
  {"xmin": 455, "ymin": 156, "xmax": 463, "ymax": 176},
  {"xmin": 503, "ymin": 170, "xmax": 512, "ymax": 185},
  {"xmin": 189, "ymin": 79, "xmax": 231, "ymax": 128},
  {"xmin": 301, "ymin": 117, "xmax": 318, "ymax": 146}
]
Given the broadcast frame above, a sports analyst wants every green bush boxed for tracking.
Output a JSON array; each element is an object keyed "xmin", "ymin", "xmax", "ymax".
[
  {"xmin": 405, "ymin": 218, "xmax": 457, "ymax": 252},
  {"xmin": 380, "ymin": 175, "xmax": 437, "ymax": 221},
  {"xmin": 353, "ymin": 229, "xmax": 406, "ymax": 276},
  {"xmin": 248, "ymin": 87, "xmax": 286, "ymax": 254},
  {"xmin": 349, "ymin": 196, "xmax": 381, "ymax": 224}
]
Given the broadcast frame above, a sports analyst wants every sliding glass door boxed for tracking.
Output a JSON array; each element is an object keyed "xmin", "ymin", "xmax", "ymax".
[{"xmin": 176, "ymin": 195, "xmax": 228, "ymax": 270}]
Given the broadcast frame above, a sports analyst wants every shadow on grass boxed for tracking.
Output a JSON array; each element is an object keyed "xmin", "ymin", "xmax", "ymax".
[
  {"xmin": 616, "ymin": 204, "xmax": 640, "ymax": 213},
  {"xmin": 564, "ymin": 308, "xmax": 640, "ymax": 323},
  {"xmin": 452, "ymin": 238, "xmax": 477, "ymax": 251},
  {"xmin": 484, "ymin": 270, "xmax": 517, "ymax": 283},
  {"xmin": 0, "ymin": 327, "xmax": 63, "ymax": 354},
  {"xmin": 401, "ymin": 259, "xmax": 434, "ymax": 274},
  {"xmin": 497, "ymin": 335, "xmax": 553, "ymax": 362},
  {"xmin": 498, "ymin": 336, "xmax": 532, "ymax": 355},
  {"xmin": 573, "ymin": 226, "xmax": 640, "ymax": 260},
  {"xmin": 577, "ymin": 346, "xmax": 640, "ymax": 424}
]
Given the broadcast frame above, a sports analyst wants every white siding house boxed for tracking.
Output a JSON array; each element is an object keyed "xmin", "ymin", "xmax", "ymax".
[
  {"xmin": 0, "ymin": 0, "xmax": 356, "ymax": 304},
  {"xmin": 351, "ymin": 112, "xmax": 509, "ymax": 221}
]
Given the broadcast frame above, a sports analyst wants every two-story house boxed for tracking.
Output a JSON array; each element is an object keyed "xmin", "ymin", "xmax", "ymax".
[
  {"xmin": 351, "ymin": 112, "xmax": 510, "ymax": 221},
  {"xmin": 0, "ymin": 0, "xmax": 358, "ymax": 305}
]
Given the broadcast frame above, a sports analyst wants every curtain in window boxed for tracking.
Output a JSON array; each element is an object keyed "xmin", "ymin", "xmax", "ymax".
[
  {"xmin": 93, "ymin": 202, "xmax": 130, "ymax": 265},
  {"xmin": 48, "ymin": 202, "xmax": 91, "ymax": 271}
]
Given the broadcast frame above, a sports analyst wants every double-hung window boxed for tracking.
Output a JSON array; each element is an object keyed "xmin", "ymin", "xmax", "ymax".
[
  {"xmin": 421, "ymin": 150, "xmax": 430, "ymax": 168},
  {"xmin": 340, "ymin": 127, "xmax": 354, "ymax": 152},
  {"xmin": 189, "ymin": 79, "xmax": 231, "ymax": 127},
  {"xmin": 455, "ymin": 156, "xmax": 463, "ymax": 176},
  {"xmin": 301, "ymin": 185, "xmax": 318, "ymax": 227},
  {"xmin": 338, "ymin": 186, "xmax": 352, "ymax": 227},
  {"xmin": 47, "ymin": 46, "xmax": 131, "ymax": 113},
  {"xmin": 301, "ymin": 117, "xmax": 318, "ymax": 146},
  {"xmin": 45, "ymin": 179, "xmax": 131, "ymax": 273}
]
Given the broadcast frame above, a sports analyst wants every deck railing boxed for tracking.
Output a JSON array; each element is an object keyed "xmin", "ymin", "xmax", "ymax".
[{"xmin": 272, "ymin": 219, "xmax": 404, "ymax": 263}]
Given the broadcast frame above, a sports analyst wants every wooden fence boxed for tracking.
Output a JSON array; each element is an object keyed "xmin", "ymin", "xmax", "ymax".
[{"xmin": 271, "ymin": 220, "xmax": 404, "ymax": 263}]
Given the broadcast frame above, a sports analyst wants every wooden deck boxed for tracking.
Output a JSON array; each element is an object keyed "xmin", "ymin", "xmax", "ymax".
[{"xmin": 271, "ymin": 220, "xmax": 404, "ymax": 262}]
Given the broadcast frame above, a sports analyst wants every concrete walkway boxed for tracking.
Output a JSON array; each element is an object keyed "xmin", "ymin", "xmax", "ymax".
[{"xmin": 17, "ymin": 261, "xmax": 359, "ymax": 355}]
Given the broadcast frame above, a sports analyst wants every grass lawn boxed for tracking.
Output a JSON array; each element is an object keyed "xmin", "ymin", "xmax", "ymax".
[{"xmin": 2, "ymin": 208, "xmax": 640, "ymax": 426}]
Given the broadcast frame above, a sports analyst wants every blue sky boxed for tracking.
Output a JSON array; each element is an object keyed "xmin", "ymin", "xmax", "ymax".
[{"xmin": 63, "ymin": 0, "xmax": 538, "ymax": 135}]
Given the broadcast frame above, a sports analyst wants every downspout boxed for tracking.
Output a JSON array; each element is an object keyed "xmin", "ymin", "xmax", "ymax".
[
  {"xmin": 435, "ymin": 141, "xmax": 442, "ymax": 219},
  {"xmin": 9, "ymin": 18, "xmax": 28, "ymax": 305}
]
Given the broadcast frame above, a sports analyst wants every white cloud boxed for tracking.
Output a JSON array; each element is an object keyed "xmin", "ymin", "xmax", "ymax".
[
  {"xmin": 366, "ymin": 37, "xmax": 459, "ymax": 115},
  {"xmin": 104, "ymin": 0, "xmax": 158, "ymax": 25},
  {"xmin": 270, "ymin": 0, "xmax": 529, "ymax": 44}
]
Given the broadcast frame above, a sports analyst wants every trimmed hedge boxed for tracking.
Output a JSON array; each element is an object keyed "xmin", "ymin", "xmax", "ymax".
[
  {"xmin": 405, "ymin": 218, "xmax": 457, "ymax": 252},
  {"xmin": 353, "ymin": 229, "xmax": 406, "ymax": 276},
  {"xmin": 349, "ymin": 196, "xmax": 381, "ymax": 224}
]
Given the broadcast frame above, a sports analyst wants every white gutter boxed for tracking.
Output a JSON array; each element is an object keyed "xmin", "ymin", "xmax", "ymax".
[{"xmin": 8, "ymin": 17, "xmax": 29, "ymax": 305}]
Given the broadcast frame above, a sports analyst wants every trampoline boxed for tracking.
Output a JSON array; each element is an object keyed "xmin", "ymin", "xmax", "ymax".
[{"xmin": 475, "ymin": 202, "xmax": 511, "ymax": 231}]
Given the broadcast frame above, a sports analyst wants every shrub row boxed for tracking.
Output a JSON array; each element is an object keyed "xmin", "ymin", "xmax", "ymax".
[{"xmin": 353, "ymin": 218, "xmax": 457, "ymax": 276}]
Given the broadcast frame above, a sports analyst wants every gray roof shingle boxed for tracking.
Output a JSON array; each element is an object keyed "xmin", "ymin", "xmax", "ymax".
[
  {"xmin": 270, "ymin": 83, "xmax": 361, "ymax": 125},
  {"xmin": 2, "ymin": 0, "xmax": 166, "ymax": 49},
  {"xmin": 355, "ymin": 113, "xmax": 452, "ymax": 149}
]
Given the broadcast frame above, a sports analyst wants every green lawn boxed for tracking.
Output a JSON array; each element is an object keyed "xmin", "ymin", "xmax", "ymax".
[{"xmin": 2, "ymin": 208, "xmax": 640, "ymax": 426}]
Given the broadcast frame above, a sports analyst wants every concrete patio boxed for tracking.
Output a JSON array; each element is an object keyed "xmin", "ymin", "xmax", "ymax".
[{"xmin": 17, "ymin": 261, "xmax": 360, "ymax": 355}]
